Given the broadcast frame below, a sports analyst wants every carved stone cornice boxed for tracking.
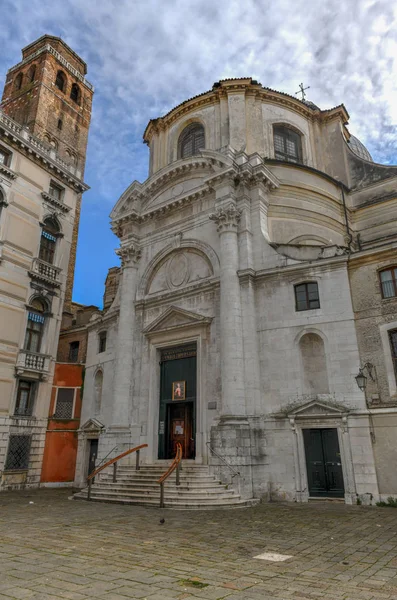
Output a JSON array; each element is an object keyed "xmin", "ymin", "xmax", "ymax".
[
  {"xmin": 41, "ymin": 191, "xmax": 71, "ymax": 213},
  {"xmin": 209, "ymin": 202, "xmax": 242, "ymax": 233},
  {"xmin": 0, "ymin": 163, "xmax": 17, "ymax": 180},
  {"xmin": 112, "ymin": 186, "xmax": 210, "ymax": 232},
  {"xmin": 116, "ymin": 244, "xmax": 141, "ymax": 267}
]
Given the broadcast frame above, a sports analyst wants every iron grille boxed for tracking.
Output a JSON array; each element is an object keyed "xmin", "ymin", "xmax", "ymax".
[
  {"xmin": 5, "ymin": 435, "xmax": 31, "ymax": 470},
  {"xmin": 54, "ymin": 388, "xmax": 74, "ymax": 419}
]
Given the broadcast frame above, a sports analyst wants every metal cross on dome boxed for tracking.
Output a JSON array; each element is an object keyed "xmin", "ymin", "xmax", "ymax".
[{"xmin": 295, "ymin": 82, "xmax": 310, "ymax": 101}]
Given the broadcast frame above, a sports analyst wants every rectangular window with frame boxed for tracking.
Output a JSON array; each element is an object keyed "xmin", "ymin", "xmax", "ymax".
[
  {"xmin": 14, "ymin": 380, "xmax": 36, "ymax": 416},
  {"xmin": 389, "ymin": 330, "xmax": 397, "ymax": 383},
  {"xmin": 380, "ymin": 268, "xmax": 397, "ymax": 299},
  {"xmin": 24, "ymin": 312, "xmax": 45, "ymax": 352},
  {"xmin": 68, "ymin": 341, "xmax": 80, "ymax": 362},
  {"xmin": 295, "ymin": 282, "xmax": 320, "ymax": 311},
  {"xmin": 5, "ymin": 435, "xmax": 31, "ymax": 470},
  {"xmin": 49, "ymin": 181, "xmax": 64, "ymax": 201},
  {"xmin": 98, "ymin": 332, "xmax": 107, "ymax": 354},
  {"xmin": 54, "ymin": 388, "xmax": 75, "ymax": 419},
  {"xmin": 0, "ymin": 145, "xmax": 11, "ymax": 167}
]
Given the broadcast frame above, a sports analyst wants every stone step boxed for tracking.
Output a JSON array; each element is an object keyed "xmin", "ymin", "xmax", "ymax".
[
  {"xmin": 93, "ymin": 481, "xmax": 228, "ymax": 491},
  {"xmin": 78, "ymin": 489, "xmax": 238, "ymax": 501},
  {"xmin": 74, "ymin": 494, "xmax": 259, "ymax": 510},
  {"xmin": 99, "ymin": 476, "xmax": 218, "ymax": 485}
]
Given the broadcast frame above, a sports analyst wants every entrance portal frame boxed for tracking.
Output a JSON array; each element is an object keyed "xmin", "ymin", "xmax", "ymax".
[
  {"xmin": 143, "ymin": 307, "xmax": 213, "ymax": 464},
  {"xmin": 286, "ymin": 399, "xmax": 356, "ymax": 504}
]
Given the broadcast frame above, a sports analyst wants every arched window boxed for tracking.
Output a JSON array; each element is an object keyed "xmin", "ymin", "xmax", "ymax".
[
  {"xmin": 273, "ymin": 125, "xmax": 303, "ymax": 163},
  {"xmin": 24, "ymin": 298, "xmax": 47, "ymax": 353},
  {"xmin": 94, "ymin": 370, "xmax": 103, "ymax": 415},
  {"xmin": 27, "ymin": 65, "xmax": 36, "ymax": 83},
  {"xmin": 178, "ymin": 123, "xmax": 205, "ymax": 159},
  {"xmin": 39, "ymin": 217, "xmax": 60, "ymax": 265},
  {"xmin": 70, "ymin": 83, "xmax": 80, "ymax": 104},
  {"xmin": 57, "ymin": 118, "xmax": 63, "ymax": 131},
  {"xmin": 299, "ymin": 333, "xmax": 329, "ymax": 395},
  {"xmin": 55, "ymin": 71, "xmax": 66, "ymax": 92},
  {"xmin": 14, "ymin": 73, "xmax": 23, "ymax": 91}
]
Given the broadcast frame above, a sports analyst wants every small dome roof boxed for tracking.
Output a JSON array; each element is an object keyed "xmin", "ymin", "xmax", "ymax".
[{"xmin": 348, "ymin": 135, "xmax": 373, "ymax": 162}]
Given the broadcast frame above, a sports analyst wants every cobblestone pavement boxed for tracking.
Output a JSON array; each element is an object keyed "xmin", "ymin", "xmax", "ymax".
[{"xmin": 1, "ymin": 490, "xmax": 397, "ymax": 599}]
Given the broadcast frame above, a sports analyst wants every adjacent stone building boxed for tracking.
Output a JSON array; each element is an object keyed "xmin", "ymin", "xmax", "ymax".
[
  {"xmin": 41, "ymin": 302, "xmax": 99, "ymax": 486},
  {"xmin": 0, "ymin": 36, "xmax": 93, "ymax": 489}
]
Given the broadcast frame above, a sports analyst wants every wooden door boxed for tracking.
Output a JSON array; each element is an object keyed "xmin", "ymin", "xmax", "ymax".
[
  {"xmin": 303, "ymin": 428, "xmax": 344, "ymax": 498},
  {"xmin": 168, "ymin": 403, "xmax": 193, "ymax": 459}
]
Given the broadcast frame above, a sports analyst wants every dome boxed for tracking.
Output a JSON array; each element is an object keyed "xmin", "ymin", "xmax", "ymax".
[{"xmin": 348, "ymin": 135, "xmax": 373, "ymax": 162}]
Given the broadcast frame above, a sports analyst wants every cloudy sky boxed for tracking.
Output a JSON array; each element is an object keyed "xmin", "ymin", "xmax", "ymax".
[{"xmin": 1, "ymin": 0, "xmax": 396, "ymax": 306}]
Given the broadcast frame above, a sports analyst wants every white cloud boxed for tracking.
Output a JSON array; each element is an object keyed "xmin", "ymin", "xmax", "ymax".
[{"xmin": 1, "ymin": 0, "xmax": 396, "ymax": 302}]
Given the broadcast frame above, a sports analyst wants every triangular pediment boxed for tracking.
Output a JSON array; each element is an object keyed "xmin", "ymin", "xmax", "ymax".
[
  {"xmin": 80, "ymin": 418, "xmax": 105, "ymax": 432},
  {"xmin": 110, "ymin": 180, "xmax": 143, "ymax": 220},
  {"xmin": 143, "ymin": 305, "xmax": 212, "ymax": 335},
  {"xmin": 287, "ymin": 398, "xmax": 350, "ymax": 418}
]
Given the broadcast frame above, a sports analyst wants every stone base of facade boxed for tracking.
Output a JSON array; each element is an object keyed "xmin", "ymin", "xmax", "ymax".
[
  {"xmin": 73, "ymin": 404, "xmax": 396, "ymax": 505},
  {"xmin": 0, "ymin": 416, "xmax": 47, "ymax": 491}
]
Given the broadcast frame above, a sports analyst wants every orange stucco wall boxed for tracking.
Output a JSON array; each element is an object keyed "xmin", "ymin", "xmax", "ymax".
[
  {"xmin": 41, "ymin": 363, "xmax": 84, "ymax": 483},
  {"xmin": 41, "ymin": 430, "xmax": 78, "ymax": 482}
]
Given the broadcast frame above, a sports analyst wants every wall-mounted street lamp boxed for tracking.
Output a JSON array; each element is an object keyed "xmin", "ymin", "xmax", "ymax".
[{"xmin": 355, "ymin": 362, "xmax": 376, "ymax": 392}]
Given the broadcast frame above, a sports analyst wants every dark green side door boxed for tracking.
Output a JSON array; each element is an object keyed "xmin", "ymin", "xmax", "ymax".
[
  {"xmin": 303, "ymin": 428, "xmax": 344, "ymax": 498},
  {"xmin": 158, "ymin": 346, "xmax": 196, "ymax": 460}
]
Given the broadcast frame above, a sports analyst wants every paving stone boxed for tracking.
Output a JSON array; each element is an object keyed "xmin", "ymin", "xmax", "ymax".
[{"xmin": 2, "ymin": 489, "xmax": 397, "ymax": 599}]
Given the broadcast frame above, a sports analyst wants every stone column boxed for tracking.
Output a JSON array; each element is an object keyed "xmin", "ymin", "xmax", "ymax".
[
  {"xmin": 111, "ymin": 243, "xmax": 141, "ymax": 428},
  {"xmin": 209, "ymin": 202, "xmax": 246, "ymax": 417}
]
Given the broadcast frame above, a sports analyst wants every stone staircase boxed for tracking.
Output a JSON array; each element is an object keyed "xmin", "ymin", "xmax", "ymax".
[{"xmin": 73, "ymin": 463, "xmax": 258, "ymax": 509}]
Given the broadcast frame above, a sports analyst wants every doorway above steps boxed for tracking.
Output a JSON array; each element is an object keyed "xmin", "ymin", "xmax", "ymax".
[{"xmin": 73, "ymin": 463, "xmax": 258, "ymax": 510}]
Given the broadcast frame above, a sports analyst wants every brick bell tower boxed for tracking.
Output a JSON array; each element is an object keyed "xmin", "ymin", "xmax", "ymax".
[{"xmin": 1, "ymin": 35, "xmax": 94, "ymax": 310}]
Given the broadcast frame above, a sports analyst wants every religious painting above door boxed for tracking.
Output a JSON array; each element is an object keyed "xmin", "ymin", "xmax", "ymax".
[{"xmin": 172, "ymin": 380, "xmax": 186, "ymax": 400}]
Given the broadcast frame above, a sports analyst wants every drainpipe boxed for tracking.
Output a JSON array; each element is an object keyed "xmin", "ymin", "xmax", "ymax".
[{"xmin": 339, "ymin": 182, "xmax": 352, "ymax": 251}]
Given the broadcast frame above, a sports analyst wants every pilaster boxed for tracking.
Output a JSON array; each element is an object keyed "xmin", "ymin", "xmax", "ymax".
[
  {"xmin": 111, "ymin": 243, "xmax": 141, "ymax": 430},
  {"xmin": 209, "ymin": 202, "xmax": 246, "ymax": 417}
]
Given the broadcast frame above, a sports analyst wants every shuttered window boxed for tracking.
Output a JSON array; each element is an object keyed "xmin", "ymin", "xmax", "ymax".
[{"xmin": 380, "ymin": 268, "xmax": 397, "ymax": 298}]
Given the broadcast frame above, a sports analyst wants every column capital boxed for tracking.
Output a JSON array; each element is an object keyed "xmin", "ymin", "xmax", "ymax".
[
  {"xmin": 209, "ymin": 202, "xmax": 242, "ymax": 233},
  {"xmin": 116, "ymin": 244, "xmax": 141, "ymax": 267}
]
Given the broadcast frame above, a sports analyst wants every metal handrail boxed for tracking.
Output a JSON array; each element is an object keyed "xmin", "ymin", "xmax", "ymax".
[
  {"xmin": 157, "ymin": 443, "xmax": 183, "ymax": 508},
  {"xmin": 86, "ymin": 443, "xmax": 148, "ymax": 500},
  {"xmin": 93, "ymin": 445, "xmax": 118, "ymax": 472},
  {"xmin": 206, "ymin": 441, "xmax": 240, "ymax": 478}
]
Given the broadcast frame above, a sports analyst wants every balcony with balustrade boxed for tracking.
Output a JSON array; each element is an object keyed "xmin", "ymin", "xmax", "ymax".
[
  {"xmin": 28, "ymin": 257, "xmax": 61, "ymax": 288},
  {"xmin": 16, "ymin": 349, "xmax": 51, "ymax": 380}
]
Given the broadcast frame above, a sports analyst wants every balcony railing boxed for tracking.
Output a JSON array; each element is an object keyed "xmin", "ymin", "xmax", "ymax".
[
  {"xmin": 16, "ymin": 350, "xmax": 51, "ymax": 376},
  {"xmin": 29, "ymin": 258, "xmax": 61, "ymax": 287}
]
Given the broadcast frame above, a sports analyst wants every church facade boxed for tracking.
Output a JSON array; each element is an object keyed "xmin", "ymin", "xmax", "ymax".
[{"xmin": 75, "ymin": 78, "xmax": 397, "ymax": 504}]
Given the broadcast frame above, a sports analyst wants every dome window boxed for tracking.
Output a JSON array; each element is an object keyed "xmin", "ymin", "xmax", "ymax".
[
  {"xmin": 178, "ymin": 123, "xmax": 205, "ymax": 159},
  {"xmin": 273, "ymin": 125, "xmax": 303, "ymax": 163}
]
